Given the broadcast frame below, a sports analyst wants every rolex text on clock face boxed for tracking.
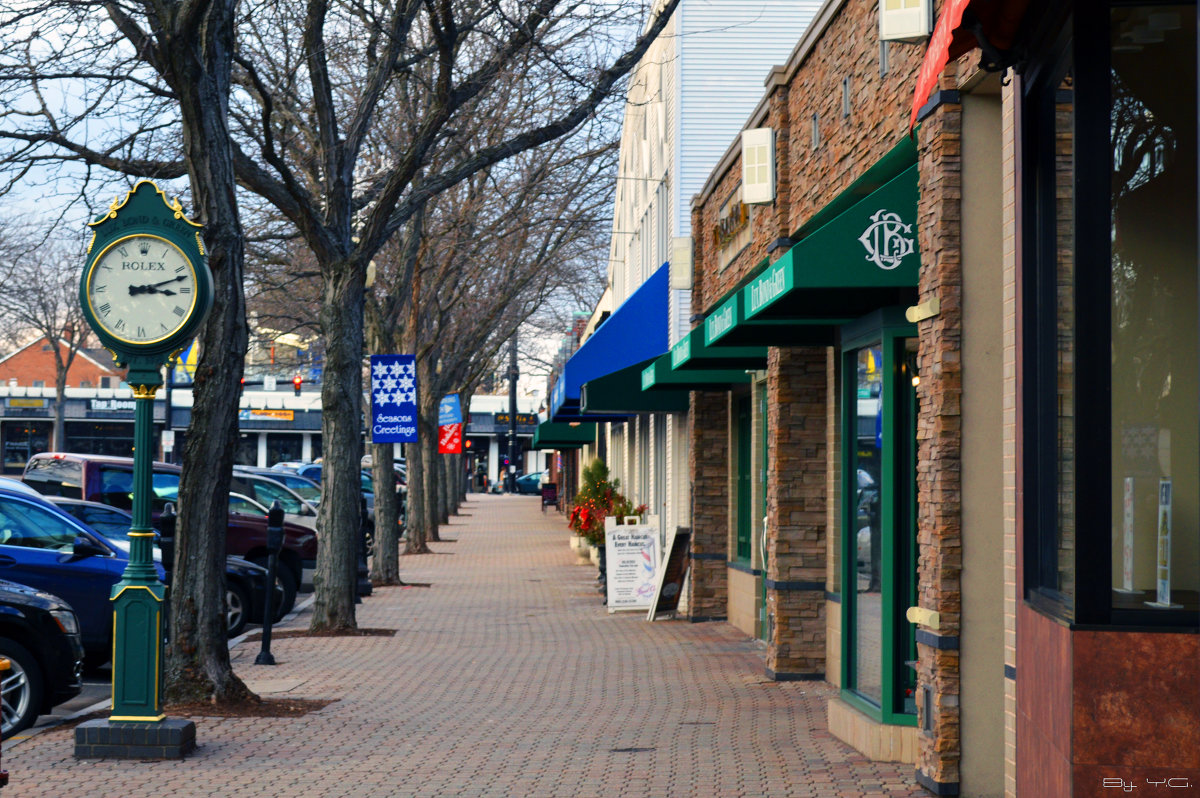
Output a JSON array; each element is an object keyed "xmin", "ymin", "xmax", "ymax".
[{"xmin": 88, "ymin": 234, "xmax": 198, "ymax": 344}]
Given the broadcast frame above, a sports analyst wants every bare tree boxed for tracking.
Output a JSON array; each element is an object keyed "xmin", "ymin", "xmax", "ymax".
[
  {"xmin": 0, "ymin": 0, "xmax": 680, "ymax": 648},
  {"xmin": 1, "ymin": 0, "xmax": 254, "ymax": 704},
  {"xmin": 0, "ymin": 233, "xmax": 94, "ymax": 448}
]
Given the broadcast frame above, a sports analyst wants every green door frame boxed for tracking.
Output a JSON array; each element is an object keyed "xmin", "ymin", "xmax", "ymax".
[
  {"xmin": 735, "ymin": 394, "xmax": 753, "ymax": 563},
  {"xmin": 759, "ymin": 383, "xmax": 770, "ymax": 642},
  {"xmin": 839, "ymin": 310, "xmax": 918, "ymax": 727}
]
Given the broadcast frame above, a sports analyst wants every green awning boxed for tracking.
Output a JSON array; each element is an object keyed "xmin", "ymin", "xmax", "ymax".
[
  {"xmin": 641, "ymin": 354, "xmax": 750, "ymax": 391},
  {"xmin": 669, "ymin": 326, "xmax": 767, "ymax": 371},
  {"xmin": 704, "ymin": 290, "xmax": 842, "ymax": 347},
  {"xmin": 581, "ymin": 360, "xmax": 689, "ymax": 414},
  {"xmin": 742, "ymin": 165, "xmax": 919, "ymax": 323},
  {"xmin": 532, "ymin": 421, "xmax": 596, "ymax": 449}
]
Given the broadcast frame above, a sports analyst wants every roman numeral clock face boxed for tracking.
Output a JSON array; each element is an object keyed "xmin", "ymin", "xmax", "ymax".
[{"xmin": 86, "ymin": 234, "xmax": 198, "ymax": 344}]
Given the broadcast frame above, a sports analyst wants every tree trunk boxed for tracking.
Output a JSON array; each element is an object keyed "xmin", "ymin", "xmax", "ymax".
[
  {"xmin": 437, "ymin": 452, "xmax": 450, "ymax": 526},
  {"xmin": 309, "ymin": 261, "xmax": 364, "ymax": 632},
  {"xmin": 369, "ymin": 442, "xmax": 402, "ymax": 584},
  {"xmin": 421, "ymin": 414, "xmax": 440, "ymax": 542},
  {"xmin": 53, "ymin": 378, "xmax": 66, "ymax": 452},
  {"xmin": 161, "ymin": 0, "xmax": 254, "ymax": 705},
  {"xmin": 403, "ymin": 420, "xmax": 430, "ymax": 554},
  {"xmin": 452, "ymin": 452, "xmax": 465, "ymax": 511}
]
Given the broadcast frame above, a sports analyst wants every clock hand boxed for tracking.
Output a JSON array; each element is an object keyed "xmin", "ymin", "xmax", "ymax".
[{"xmin": 129, "ymin": 276, "xmax": 187, "ymax": 295}]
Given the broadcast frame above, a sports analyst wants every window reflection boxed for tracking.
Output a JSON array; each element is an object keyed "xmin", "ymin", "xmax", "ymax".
[
  {"xmin": 1110, "ymin": 5, "xmax": 1198, "ymax": 612},
  {"xmin": 854, "ymin": 345, "xmax": 883, "ymax": 705}
]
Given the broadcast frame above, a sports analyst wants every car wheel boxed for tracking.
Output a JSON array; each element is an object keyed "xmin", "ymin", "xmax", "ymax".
[
  {"xmin": 225, "ymin": 580, "xmax": 250, "ymax": 638},
  {"xmin": 0, "ymin": 638, "xmax": 44, "ymax": 739}
]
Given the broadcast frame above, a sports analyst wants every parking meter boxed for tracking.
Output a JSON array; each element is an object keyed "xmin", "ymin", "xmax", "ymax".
[
  {"xmin": 255, "ymin": 500, "xmax": 285, "ymax": 666},
  {"xmin": 266, "ymin": 501, "xmax": 284, "ymax": 555},
  {"xmin": 158, "ymin": 503, "xmax": 177, "ymax": 573}
]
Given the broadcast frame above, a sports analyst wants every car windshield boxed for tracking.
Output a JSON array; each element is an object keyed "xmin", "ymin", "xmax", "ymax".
[
  {"xmin": 0, "ymin": 497, "xmax": 81, "ymax": 551},
  {"xmin": 229, "ymin": 494, "xmax": 266, "ymax": 515},
  {"xmin": 285, "ymin": 481, "xmax": 321, "ymax": 503},
  {"xmin": 249, "ymin": 479, "xmax": 305, "ymax": 514}
]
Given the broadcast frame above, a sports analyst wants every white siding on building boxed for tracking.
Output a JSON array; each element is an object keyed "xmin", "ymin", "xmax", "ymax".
[{"xmin": 674, "ymin": 0, "xmax": 822, "ymax": 238}]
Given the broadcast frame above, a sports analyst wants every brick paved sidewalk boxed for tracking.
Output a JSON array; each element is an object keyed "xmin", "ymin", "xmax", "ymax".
[{"xmin": 4, "ymin": 494, "xmax": 925, "ymax": 798}]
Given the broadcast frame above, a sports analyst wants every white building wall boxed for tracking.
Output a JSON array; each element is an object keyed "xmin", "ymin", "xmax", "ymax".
[{"xmin": 600, "ymin": 0, "xmax": 819, "ymax": 562}]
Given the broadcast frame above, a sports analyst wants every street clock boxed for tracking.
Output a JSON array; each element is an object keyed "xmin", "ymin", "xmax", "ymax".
[
  {"xmin": 80, "ymin": 181, "xmax": 213, "ymax": 386},
  {"xmin": 74, "ymin": 179, "xmax": 212, "ymax": 733}
]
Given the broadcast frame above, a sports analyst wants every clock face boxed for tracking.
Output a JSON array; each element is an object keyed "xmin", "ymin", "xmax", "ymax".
[{"xmin": 86, "ymin": 234, "xmax": 199, "ymax": 345}]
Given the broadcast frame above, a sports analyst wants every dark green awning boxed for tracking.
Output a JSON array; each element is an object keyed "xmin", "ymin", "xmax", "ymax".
[
  {"xmin": 701, "ymin": 162, "xmax": 920, "ymax": 347},
  {"xmin": 580, "ymin": 360, "xmax": 689, "ymax": 414},
  {"xmin": 532, "ymin": 421, "xmax": 596, "ymax": 449},
  {"xmin": 669, "ymin": 326, "xmax": 767, "ymax": 371},
  {"xmin": 641, "ymin": 354, "xmax": 750, "ymax": 391},
  {"xmin": 743, "ymin": 165, "xmax": 919, "ymax": 323},
  {"xmin": 704, "ymin": 290, "xmax": 842, "ymax": 347}
]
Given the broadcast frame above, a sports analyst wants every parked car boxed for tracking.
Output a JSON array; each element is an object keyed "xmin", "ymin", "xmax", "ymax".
[
  {"xmin": 230, "ymin": 468, "xmax": 319, "ymax": 530},
  {"xmin": 234, "ymin": 466, "xmax": 321, "ymax": 506},
  {"xmin": 275, "ymin": 463, "xmax": 382, "ymax": 526},
  {"xmin": 514, "ymin": 471, "xmax": 545, "ymax": 495},
  {"xmin": 45, "ymin": 497, "xmax": 274, "ymax": 636},
  {"xmin": 0, "ymin": 484, "xmax": 162, "ymax": 667},
  {"xmin": 22, "ymin": 453, "xmax": 318, "ymax": 603},
  {"xmin": 0, "ymin": 577, "xmax": 84, "ymax": 738},
  {"xmin": 226, "ymin": 494, "xmax": 317, "ymax": 611}
]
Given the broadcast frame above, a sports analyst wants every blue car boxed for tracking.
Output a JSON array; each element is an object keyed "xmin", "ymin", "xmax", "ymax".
[{"xmin": 0, "ymin": 485, "xmax": 166, "ymax": 666}]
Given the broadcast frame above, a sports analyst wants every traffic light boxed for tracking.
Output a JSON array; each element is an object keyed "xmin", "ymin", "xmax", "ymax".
[{"xmin": 292, "ymin": 375, "xmax": 302, "ymax": 396}]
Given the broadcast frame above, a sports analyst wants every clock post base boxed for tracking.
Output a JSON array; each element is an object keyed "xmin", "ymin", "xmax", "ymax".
[{"xmin": 74, "ymin": 718, "xmax": 196, "ymax": 760}]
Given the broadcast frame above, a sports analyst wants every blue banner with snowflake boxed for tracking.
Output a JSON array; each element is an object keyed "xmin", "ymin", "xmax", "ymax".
[{"xmin": 370, "ymin": 354, "xmax": 418, "ymax": 443}]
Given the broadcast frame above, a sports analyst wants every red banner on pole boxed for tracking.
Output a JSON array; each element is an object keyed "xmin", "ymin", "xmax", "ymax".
[{"xmin": 438, "ymin": 423, "xmax": 462, "ymax": 454}]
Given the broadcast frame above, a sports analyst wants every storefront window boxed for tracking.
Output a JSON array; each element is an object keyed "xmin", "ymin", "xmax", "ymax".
[
  {"xmin": 1023, "ymin": 5, "xmax": 1198, "ymax": 624},
  {"xmin": 64, "ymin": 421, "xmax": 134, "ymax": 457},
  {"xmin": 235, "ymin": 433, "xmax": 258, "ymax": 466},
  {"xmin": 841, "ymin": 318, "xmax": 917, "ymax": 722},
  {"xmin": 2, "ymin": 421, "xmax": 50, "ymax": 474},
  {"xmin": 853, "ymin": 345, "xmax": 884, "ymax": 706},
  {"xmin": 266, "ymin": 433, "xmax": 303, "ymax": 466},
  {"xmin": 1110, "ymin": 5, "xmax": 1197, "ymax": 613}
]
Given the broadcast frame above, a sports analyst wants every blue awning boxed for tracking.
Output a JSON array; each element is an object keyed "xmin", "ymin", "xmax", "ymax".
[{"xmin": 551, "ymin": 263, "xmax": 670, "ymax": 421}]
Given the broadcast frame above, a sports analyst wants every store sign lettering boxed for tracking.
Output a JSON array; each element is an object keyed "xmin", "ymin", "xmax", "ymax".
[
  {"xmin": 90, "ymin": 399, "xmax": 136, "ymax": 412},
  {"xmin": 641, "ymin": 367, "xmax": 655, "ymax": 390},
  {"xmin": 671, "ymin": 337, "xmax": 690, "ymax": 368},
  {"xmin": 859, "ymin": 209, "xmax": 914, "ymax": 271},
  {"xmin": 748, "ymin": 264, "xmax": 786, "ymax": 314},
  {"xmin": 706, "ymin": 304, "xmax": 734, "ymax": 342},
  {"xmin": 712, "ymin": 199, "xmax": 749, "ymax": 249}
]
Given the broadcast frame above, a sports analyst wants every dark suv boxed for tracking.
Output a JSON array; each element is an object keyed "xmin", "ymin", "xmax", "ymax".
[
  {"xmin": 0, "ymin": 578, "xmax": 84, "ymax": 738},
  {"xmin": 22, "ymin": 453, "xmax": 317, "ymax": 608}
]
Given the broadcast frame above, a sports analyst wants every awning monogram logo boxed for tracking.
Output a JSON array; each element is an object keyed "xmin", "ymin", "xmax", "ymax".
[{"xmin": 858, "ymin": 209, "xmax": 914, "ymax": 271}]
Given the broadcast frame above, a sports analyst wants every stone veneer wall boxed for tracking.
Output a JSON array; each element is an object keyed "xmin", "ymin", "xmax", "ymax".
[
  {"xmin": 687, "ymin": 390, "xmax": 729, "ymax": 621},
  {"xmin": 914, "ymin": 90, "xmax": 965, "ymax": 791},
  {"xmin": 765, "ymin": 346, "xmax": 828, "ymax": 679}
]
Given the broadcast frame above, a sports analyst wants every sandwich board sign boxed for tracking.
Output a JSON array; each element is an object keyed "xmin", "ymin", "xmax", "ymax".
[{"xmin": 604, "ymin": 517, "xmax": 659, "ymax": 612}]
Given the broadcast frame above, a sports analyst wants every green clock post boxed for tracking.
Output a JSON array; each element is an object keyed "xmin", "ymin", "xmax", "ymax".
[{"xmin": 73, "ymin": 181, "xmax": 213, "ymax": 759}]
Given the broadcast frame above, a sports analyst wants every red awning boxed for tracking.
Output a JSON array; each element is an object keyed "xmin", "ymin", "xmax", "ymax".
[{"xmin": 909, "ymin": 0, "xmax": 1031, "ymax": 128}]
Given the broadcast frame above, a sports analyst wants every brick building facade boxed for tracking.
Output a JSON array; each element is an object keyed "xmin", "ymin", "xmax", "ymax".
[
  {"xmin": 0, "ymin": 337, "xmax": 124, "ymax": 389},
  {"xmin": 683, "ymin": 1, "xmax": 1005, "ymax": 794}
]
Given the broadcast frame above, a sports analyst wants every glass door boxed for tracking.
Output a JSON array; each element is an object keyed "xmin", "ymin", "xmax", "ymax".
[{"xmin": 841, "ymin": 318, "xmax": 918, "ymax": 724}]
